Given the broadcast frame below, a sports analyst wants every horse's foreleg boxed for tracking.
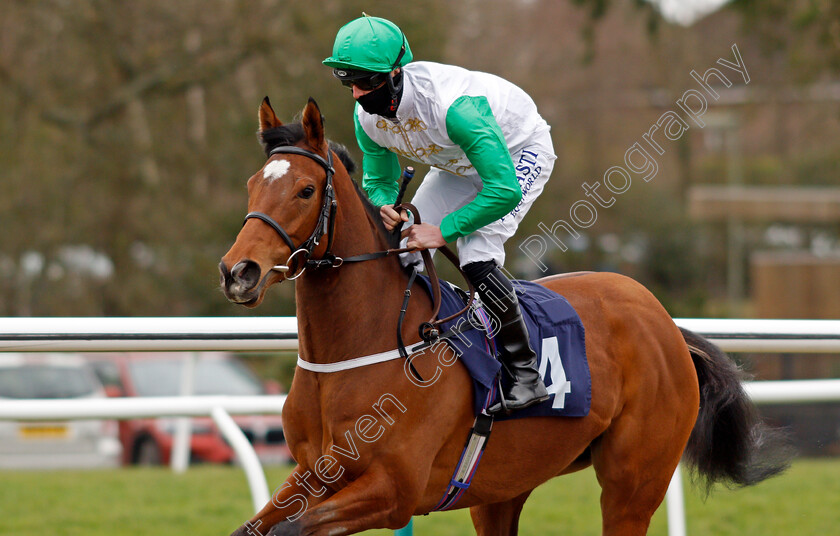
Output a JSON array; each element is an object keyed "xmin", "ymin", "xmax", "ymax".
[
  {"xmin": 469, "ymin": 490, "xmax": 533, "ymax": 536},
  {"xmin": 267, "ymin": 466, "xmax": 414, "ymax": 536},
  {"xmin": 229, "ymin": 465, "xmax": 333, "ymax": 536}
]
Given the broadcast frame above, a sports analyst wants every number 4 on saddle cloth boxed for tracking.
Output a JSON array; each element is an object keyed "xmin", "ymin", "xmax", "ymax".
[{"xmin": 414, "ymin": 275, "xmax": 591, "ymax": 421}]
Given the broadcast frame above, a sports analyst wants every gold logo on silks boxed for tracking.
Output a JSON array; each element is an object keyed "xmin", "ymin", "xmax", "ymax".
[{"xmin": 376, "ymin": 118, "xmax": 427, "ymax": 133}]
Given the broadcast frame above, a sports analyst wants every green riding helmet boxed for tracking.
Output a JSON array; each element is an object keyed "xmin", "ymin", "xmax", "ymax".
[{"xmin": 323, "ymin": 16, "xmax": 413, "ymax": 73}]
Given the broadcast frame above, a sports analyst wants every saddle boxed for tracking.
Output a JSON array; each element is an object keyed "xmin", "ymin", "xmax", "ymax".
[{"xmin": 414, "ymin": 274, "xmax": 592, "ymax": 420}]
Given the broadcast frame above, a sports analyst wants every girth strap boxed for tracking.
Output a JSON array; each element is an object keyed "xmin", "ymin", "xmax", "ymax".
[{"xmin": 433, "ymin": 387, "xmax": 497, "ymax": 511}]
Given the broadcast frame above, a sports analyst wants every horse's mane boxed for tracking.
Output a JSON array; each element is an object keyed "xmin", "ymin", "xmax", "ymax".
[{"xmin": 259, "ymin": 123, "xmax": 401, "ymax": 250}]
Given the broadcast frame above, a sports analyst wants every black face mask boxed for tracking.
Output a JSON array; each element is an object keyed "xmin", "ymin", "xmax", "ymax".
[{"xmin": 356, "ymin": 71, "xmax": 403, "ymax": 118}]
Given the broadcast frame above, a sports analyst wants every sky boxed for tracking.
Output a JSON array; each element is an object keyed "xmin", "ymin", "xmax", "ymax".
[{"xmin": 648, "ymin": 0, "xmax": 732, "ymax": 26}]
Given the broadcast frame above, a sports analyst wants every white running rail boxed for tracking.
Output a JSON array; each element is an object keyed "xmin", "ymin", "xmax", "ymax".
[
  {"xmin": 1, "ymin": 317, "xmax": 839, "ymax": 528},
  {"xmin": 0, "ymin": 395, "xmax": 286, "ymax": 513}
]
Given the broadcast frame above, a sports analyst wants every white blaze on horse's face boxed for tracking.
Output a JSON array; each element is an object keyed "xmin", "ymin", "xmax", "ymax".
[{"xmin": 263, "ymin": 159, "xmax": 291, "ymax": 183}]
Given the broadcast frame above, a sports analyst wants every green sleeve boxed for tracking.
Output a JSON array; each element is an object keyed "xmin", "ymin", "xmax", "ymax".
[
  {"xmin": 440, "ymin": 95, "xmax": 521, "ymax": 243},
  {"xmin": 354, "ymin": 106, "xmax": 401, "ymax": 207}
]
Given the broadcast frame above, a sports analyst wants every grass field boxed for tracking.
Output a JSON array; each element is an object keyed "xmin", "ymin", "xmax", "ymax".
[{"xmin": 1, "ymin": 458, "xmax": 839, "ymax": 535}]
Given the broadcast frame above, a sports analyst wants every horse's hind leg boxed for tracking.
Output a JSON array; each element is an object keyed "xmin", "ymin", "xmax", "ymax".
[
  {"xmin": 591, "ymin": 403, "xmax": 694, "ymax": 535},
  {"xmin": 469, "ymin": 490, "xmax": 532, "ymax": 536}
]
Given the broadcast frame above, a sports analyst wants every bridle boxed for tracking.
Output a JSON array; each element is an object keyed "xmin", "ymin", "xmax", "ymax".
[
  {"xmin": 243, "ymin": 145, "xmax": 339, "ymax": 280},
  {"xmin": 241, "ymin": 143, "xmax": 476, "ymax": 344},
  {"xmin": 242, "ymin": 144, "xmax": 427, "ymax": 281}
]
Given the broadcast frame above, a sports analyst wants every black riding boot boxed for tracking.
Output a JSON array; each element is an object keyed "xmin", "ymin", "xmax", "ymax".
[{"xmin": 463, "ymin": 261, "xmax": 549, "ymax": 413}]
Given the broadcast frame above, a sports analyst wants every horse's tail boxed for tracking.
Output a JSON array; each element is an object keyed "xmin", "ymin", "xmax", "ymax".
[{"xmin": 680, "ymin": 327, "xmax": 794, "ymax": 494}]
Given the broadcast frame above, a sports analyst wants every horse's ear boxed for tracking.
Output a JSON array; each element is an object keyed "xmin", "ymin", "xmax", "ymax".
[
  {"xmin": 259, "ymin": 96, "xmax": 283, "ymax": 132},
  {"xmin": 302, "ymin": 97, "xmax": 326, "ymax": 151}
]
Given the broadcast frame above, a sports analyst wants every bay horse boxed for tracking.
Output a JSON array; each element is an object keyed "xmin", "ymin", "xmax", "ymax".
[{"xmin": 219, "ymin": 97, "xmax": 790, "ymax": 536}]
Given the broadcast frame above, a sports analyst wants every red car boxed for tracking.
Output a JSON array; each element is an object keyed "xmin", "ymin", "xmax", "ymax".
[{"xmin": 87, "ymin": 352, "xmax": 289, "ymax": 466}]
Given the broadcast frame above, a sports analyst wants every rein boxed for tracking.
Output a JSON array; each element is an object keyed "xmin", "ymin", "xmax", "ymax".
[{"xmin": 243, "ymin": 145, "xmax": 475, "ymax": 341}]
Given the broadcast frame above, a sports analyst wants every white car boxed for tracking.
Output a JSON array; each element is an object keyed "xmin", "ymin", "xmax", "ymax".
[{"xmin": 0, "ymin": 353, "xmax": 122, "ymax": 469}]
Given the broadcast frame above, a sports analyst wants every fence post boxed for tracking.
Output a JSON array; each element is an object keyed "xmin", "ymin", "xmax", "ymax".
[
  {"xmin": 394, "ymin": 518, "xmax": 413, "ymax": 535},
  {"xmin": 210, "ymin": 406, "xmax": 270, "ymax": 513},
  {"xmin": 171, "ymin": 352, "xmax": 196, "ymax": 473},
  {"xmin": 666, "ymin": 464, "xmax": 687, "ymax": 536}
]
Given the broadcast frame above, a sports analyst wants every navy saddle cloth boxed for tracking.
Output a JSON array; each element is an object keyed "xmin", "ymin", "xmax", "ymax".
[{"xmin": 415, "ymin": 275, "xmax": 591, "ymax": 421}]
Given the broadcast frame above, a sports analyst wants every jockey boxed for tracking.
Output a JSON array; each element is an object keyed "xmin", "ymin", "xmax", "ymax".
[{"xmin": 324, "ymin": 15, "xmax": 555, "ymax": 413}]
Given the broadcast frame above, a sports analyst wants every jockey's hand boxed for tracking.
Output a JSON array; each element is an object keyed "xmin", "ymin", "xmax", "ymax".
[
  {"xmin": 380, "ymin": 205, "xmax": 409, "ymax": 231},
  {"xmin": 402, "ymin": 223, "xmax": 446, "ymax": 251}
]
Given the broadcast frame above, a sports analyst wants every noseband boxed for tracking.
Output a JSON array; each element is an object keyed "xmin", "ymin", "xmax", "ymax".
[{"xmin": 243, "ymin": 145, "xmax": 338, "ymax": 279}]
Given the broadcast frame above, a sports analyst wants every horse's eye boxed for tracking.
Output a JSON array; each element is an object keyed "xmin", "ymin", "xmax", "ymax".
[{"xmin": 299, "ymin": 186, "xmax": 316, "ymax": 199}]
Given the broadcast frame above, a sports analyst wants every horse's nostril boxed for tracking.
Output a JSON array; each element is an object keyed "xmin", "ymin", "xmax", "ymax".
[{"xmin": 230, "ymin": 260, "xmax": 261, "ymax": 289}]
